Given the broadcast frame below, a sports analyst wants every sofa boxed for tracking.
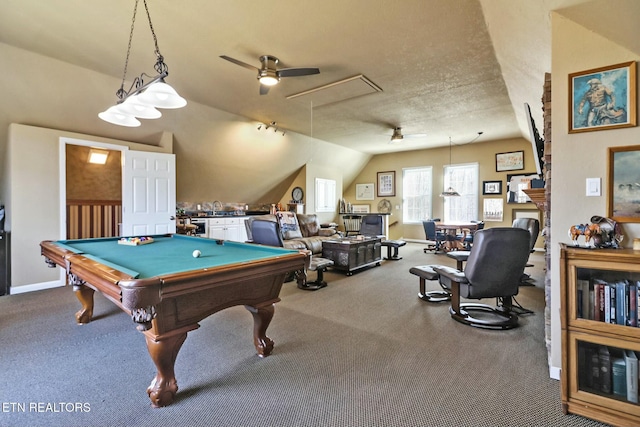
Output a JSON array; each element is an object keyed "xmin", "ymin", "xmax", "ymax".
[{"xmin": 245, "ymin": 212, "xmax": 340, "ymax": 254}]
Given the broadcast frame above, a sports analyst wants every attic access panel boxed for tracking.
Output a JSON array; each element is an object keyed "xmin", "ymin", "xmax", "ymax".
[{"xmin": 286, "ymin": 74, "xmax": 382, "ymax": 107}]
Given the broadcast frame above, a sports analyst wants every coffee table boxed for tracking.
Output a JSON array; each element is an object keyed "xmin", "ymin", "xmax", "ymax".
[{"xmin": 321, "ymin": 236, "xmax": 382, "ymax": 275}]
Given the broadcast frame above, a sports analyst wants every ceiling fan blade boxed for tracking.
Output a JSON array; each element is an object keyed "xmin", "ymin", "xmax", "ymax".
[
  {"xmin": 259, "ymin": 84, "xmax": 270, "ymax": 95},
  {"xmin": 220, "ymin": 55, "xmax": 260, "ymax": 72},
  {"xmin": 404, "ymin": 133, "xmax": 428, "ymax": 139},
  {"xmin": 277, "ymin": 67, "xmax": 320, "ymax": 78}
]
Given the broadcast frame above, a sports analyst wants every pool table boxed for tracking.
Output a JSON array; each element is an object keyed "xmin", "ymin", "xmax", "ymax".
[{"xmin": 40, "ymin": 234, "xmax": 307, "ymax": 407}]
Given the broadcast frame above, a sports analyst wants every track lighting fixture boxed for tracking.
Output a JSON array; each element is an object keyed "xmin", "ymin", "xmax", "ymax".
[
  {"xmin": 98, "ymin": 0, "xmax": 186, "ymax": 127},
  {"xmin": 257, "ymin": 121, "xmax": 285, "ymax": 136}
]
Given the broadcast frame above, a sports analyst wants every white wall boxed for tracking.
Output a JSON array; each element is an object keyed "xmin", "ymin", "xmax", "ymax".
[{"xmin": 549, "ymin": 13, "xmax": 640, "ymax": 376}]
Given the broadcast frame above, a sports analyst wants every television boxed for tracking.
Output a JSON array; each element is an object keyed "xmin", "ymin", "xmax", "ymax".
[{"xmin": 524, "ymin": 102, "xmax": 544, "ymax": 176}]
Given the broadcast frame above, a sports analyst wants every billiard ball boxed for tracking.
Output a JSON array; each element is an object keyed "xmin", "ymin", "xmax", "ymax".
[{"xmin": 192, "ymin": 250, "xmax": 201, "ymax": 258}]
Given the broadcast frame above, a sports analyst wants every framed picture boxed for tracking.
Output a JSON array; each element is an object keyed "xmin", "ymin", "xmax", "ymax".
[
  {"xmin": 569, "ymin": 61, "xmax": 637, "ymax": 133},
  {"xmin": 355, "ymin": 183, "xmax": 375, "ymax": 200},
  {"xmin": 377, "ymin": 171, "xmax": 395, "ymax": 197},
  {"xmin": 495, "ymin": 151, "xmax": 524, "ymax": 172},
  {"xmin": 507, "ymin": 172, "xmax": 543, "ymax": 204},
  {"xmin": 482, "ymin": 180, "xmax": 502, "ymax": 195},
  {"xmin": 351, "ymin": 204, "xmax": 370, "ymax": 214},
  {"xmin": 482, "ymin": 198, "xmax": 503, "ymax": 222},
  {"xmin": 608, "ymin": 145, "xmax": 640, "ymax": 222}
]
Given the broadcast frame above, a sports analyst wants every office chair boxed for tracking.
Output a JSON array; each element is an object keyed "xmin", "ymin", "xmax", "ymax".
[
  {"xmin": 427, "ymin": 227, "xmax": 531, "ymax": 329},
  {"xmin": 422, "ymin": 220, "xmax": 445, "ymax": 253}
]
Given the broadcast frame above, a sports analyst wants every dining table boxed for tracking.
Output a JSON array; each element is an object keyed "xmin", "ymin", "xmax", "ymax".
[{"xmin": 435, "ymin": 222, "xmax": 480, "ymax": 252}]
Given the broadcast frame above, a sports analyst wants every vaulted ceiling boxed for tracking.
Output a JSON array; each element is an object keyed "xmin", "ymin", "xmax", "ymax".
[{"xmin": 1, "ymin": 0, "xmax": 637, "ymax": 154}]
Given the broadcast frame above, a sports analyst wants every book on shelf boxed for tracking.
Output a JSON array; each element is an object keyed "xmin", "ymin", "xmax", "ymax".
[
  {"xmin": 605, "ymin": 284, "xmax": 611, "ymax": 323},
  {"xmin": 629, "ymin": 282, "xmax": 638, "ymax": 327},
  {"xmin": 610, "ymin": 282, "xmax": 616, "ymax": 324},
  {"xmin": 616, "ymin": 281, "xmax": 628, "ymax": 326},
  {"xmin": 599, "ymin": 345, "xmax": 612, "ymax": 394},
  {"xmin": 612, "ymin": 355, "xmax": 627, "ymax": 398},
  {"xmin": 625, "ymin": 350, "xmax": 638, "ymax": 403}
]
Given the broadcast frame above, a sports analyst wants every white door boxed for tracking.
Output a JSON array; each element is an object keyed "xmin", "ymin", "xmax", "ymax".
[{"xmin": 121, "ymin": 151, "xmax": 176, "ymax": 236}]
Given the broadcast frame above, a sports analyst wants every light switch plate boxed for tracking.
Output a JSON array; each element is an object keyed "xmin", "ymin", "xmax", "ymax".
[{"xmin": 586, "ymin": 178, "xmax": 601, "ymax": 197}]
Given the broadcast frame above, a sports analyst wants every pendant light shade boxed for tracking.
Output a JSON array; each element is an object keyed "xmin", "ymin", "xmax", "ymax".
[
  {"xmin": 98, "ymin": 106, "xmax": 141, "ymax": 127},
  {"xmin": 440, "ymin": 137, "xmax": 460, "ymax": 197},
  {"xmin": 116, "ymin": 94, "xmax": 162, "ymax": 118},
  {"xmin": 137, "ymin": 81, "xmax": 187, "ymax": 109}
]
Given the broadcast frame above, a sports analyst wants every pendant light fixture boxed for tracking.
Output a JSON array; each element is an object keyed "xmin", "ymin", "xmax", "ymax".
[
  {"xmin": 440, "ymin": 137, "xmax": 460, "ymax": 197},
  {"xmin": 98, "ymin": 0, "xmax": 186, "ymax": 127}
]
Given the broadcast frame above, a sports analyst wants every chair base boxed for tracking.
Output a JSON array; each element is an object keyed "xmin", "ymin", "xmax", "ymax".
[
  {"xmin": 449, "ymin": 303, "xmax": 519, "ymax": 330},
  {"xmin": 418, "ymin": 290, "xmax": 451, "ymax": 303}
]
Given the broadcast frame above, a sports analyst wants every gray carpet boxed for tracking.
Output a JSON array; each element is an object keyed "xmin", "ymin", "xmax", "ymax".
[{"xmin": 0, "ymin": 243, "xmax": 611, "ymax": 427}]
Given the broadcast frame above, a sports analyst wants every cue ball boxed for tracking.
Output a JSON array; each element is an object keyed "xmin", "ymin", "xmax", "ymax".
[{"xmin": 192, "ymin": 250, "xmax": 201, "ymax": 258}]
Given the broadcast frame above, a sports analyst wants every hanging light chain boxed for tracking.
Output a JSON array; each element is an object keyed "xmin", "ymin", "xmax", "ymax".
[
  {"xmin": 142, "ymin": 0, "xmax": 168, "ymax": 75},
  {"xmin": 116, "ymin": 0, "xmax": 140, "ymax": 100}
]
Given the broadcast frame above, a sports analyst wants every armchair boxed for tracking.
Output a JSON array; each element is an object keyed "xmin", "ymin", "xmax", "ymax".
[{"xmin": 430, "ymin": 227, "xmax": 531, "ymax": 329}]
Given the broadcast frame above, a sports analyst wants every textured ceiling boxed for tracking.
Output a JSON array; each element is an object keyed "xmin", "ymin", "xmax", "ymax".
[{"xmin": 0, "ymin": 0, "xmax": 636, "ymax": 154}]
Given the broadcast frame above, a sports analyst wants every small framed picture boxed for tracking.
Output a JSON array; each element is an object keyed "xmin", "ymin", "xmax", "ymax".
[
  {"xmin": 495, "ymin": 151, "xmax": 524, "ymax": 172},
  {"xmin": 569, "ymin": 61, "xmax": 636, "ymax": 133},
  {"xmin": 377, "ymin": 171, "xmax": 395, "ymax": 197},
  {"xmin": 482, "ymin": 180, "xmax": 502, "ymax": 195},
  {"xmin": 355, "ymin": 183, "xmax": 375, "ymax": 200}
]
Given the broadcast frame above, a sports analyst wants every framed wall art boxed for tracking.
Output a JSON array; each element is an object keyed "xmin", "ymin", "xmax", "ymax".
[
  {"xmin": 608, "ymin": 144, "xmax": 640, "ymax": 222},
  {"xmin": 482, "ymin": 180, "xmax": 502, "ymax": 195},
  {"xmin": 569, "ymin": 61, "xmax": 637, "ymax": 133},
  {"xmin": 495, "ymin": 151, "xmax": 524, "ymax": 172},
  {"xmin": 377, "ymin": 171, "xmax": 395, "ymax": 197},
  {"xmin": 482, "ymin": 198, "xmax": 504, "ymax": 222},
  {"xmin": 355, "ymin": 183, "xmax": 375, "ymax": 200}
]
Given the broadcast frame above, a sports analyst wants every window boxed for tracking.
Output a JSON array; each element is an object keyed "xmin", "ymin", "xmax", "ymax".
[
  {"xmin": 443, "ymin": 163, "xmax": 478, "ymax": 222},
  {"xmin": 403, "ymin": 167, "xmax": 432, "ymax": 223},
  {"xmin": 315, "ymin": 178, "xmax": 336, "ymax": 212}
]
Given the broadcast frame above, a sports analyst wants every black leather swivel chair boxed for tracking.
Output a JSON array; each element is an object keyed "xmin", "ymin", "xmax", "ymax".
[
  {"xmin": 359, "ymin": 214, "xmax": 385, "ymax": 238},
  {"xmin": 359, "ymin": 214, "xmax": 406, "ymax": 260},
  {"xmin": 428, "ymin": 227, "xmax": 531, "ymax": 329},
  {"xmin": 422, "ymin": 220, "xmax": 445, "ymax": 253},
  {"xmin": 251, "ymin": 220, "xmax": 321, "ymax": 290},
  {"xmin": 512, "ymin": 218, "xmax": 540, "ymax": 284}
]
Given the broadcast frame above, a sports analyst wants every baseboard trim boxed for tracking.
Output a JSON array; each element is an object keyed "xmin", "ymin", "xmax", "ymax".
[
  {"xmin": 549, "ymin": 365, "xmax": 561, "ymax": 380},
  {"xmin": 10, "ymin": 280, "xmax": 63, "ymax": 295}
]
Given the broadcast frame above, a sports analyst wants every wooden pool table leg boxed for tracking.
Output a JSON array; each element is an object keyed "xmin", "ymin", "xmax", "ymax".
[
  {"xmin": 145, "ymin": 332, "xmax": 187, "ymax": 408},
  {"xmin": 245, "ymin": 304, "xmax": 275, "ymax": 357},
  {"xmin": 69, "ymin": 274, "xmax": 94, "ymax": 325}
]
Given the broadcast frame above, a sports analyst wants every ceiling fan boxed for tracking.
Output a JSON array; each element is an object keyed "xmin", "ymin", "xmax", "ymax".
[
  {"xmin": 389, "ymin": 127, "xmax": 427, "ymax": 144},
  {"xmin": 219, "ymin": 54, "xmax": 320, "ymax": 95}
]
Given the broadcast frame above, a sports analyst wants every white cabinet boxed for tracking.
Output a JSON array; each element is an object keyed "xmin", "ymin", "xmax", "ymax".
[{"xmin": 207, "ymin": 217, "xmax": 248, "ymax": 242}]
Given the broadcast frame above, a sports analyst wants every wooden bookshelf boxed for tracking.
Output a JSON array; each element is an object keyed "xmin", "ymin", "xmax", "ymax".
[{"xmin": 560, "ymin": 244, "xmax": 640, "ymax": 426}]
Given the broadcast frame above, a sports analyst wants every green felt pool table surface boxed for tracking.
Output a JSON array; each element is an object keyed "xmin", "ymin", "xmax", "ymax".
[{"xmin": 53, "ymin": 234, "xmax": 298, "ymax": 279}]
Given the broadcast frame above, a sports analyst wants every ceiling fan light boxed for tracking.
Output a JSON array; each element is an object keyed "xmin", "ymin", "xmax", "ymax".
[
  {"xmin": 98, "ymin": 106, "xmax": 141, "ymax": 127},
  {"xmin": 259, "ymin": 75, "xmax": 279, "ymax": 86},
  {"xmin": 137, "ymin": 81, "xmax": 187, "ymax": 109},
  {"xmin": 118, "ymin": 95, "xmax": 162, "ymax": 119}
]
